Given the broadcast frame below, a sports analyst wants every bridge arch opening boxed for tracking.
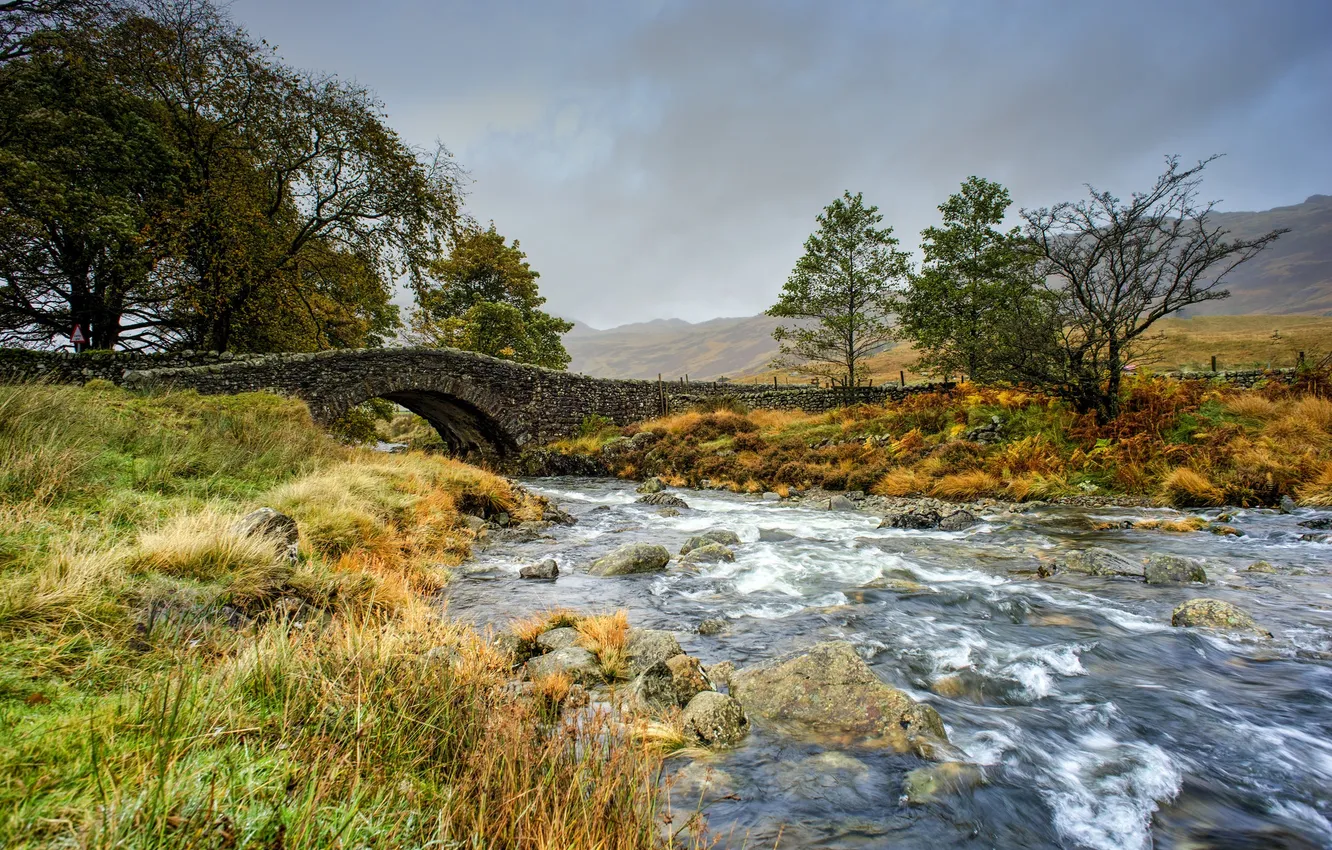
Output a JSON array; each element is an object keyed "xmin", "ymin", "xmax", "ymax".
[{"xmin": 378, "ymin": 389, "xmax": 520, "ymax": 462}]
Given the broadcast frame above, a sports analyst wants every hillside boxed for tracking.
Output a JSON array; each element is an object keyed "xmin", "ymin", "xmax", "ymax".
[{"xmin": 565, "ymin": 195, "xmax": 1332, "ymax": 381}]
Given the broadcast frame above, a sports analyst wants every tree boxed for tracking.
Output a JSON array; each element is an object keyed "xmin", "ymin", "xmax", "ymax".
[
  {"xmin": 1012, "ymin": 155, "xmax": 1285, "ymax": 421},
  {"xmin": 894, "ymin": 177, "xmax": 1040, "ymax": 381},
  {"xmin": 0, "ymin": 23, "xmax": 179, "ymax": 350},
  {"xmin": 768, "ymin": 190, "xmax": 910, "ymax": 386},
  {"xmin": 412, "ymin": 222, "xmax": 573, "ymax": 369}
]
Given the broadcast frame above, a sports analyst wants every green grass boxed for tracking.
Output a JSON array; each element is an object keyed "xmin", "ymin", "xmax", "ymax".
[{"xmin": 0, "ymin": 382, "xmax": 679, "ymax": 849}]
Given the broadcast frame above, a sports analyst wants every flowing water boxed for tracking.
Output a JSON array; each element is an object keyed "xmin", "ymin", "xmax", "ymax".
[{"xmin": 445, "ymin": 478, "xmax": 1332, "ymax": 849}]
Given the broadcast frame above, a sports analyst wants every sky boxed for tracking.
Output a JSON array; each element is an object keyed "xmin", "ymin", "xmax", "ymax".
[{"xmin": 228, "ymin": 0, "xmax": 1332, "ymax": 329}]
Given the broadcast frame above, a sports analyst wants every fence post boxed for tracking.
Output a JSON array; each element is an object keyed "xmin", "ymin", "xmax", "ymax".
[
  {"xmin": 773, "ymin": 375, "xmax": 777, "ymax": 388},
  {"xmin": 1211, "ymin": 355, "xmax": 1217, "ymax": 373},
  {"xmin": 658, "ymin": 373, "xmax": 665, "ymax": 415},
  {"xmin": 900, "ymin": 371, "xmax": 905, "ymax": 387},
  {"xmin": 1299, "ymin": 351, "xmax": 1306, "ymax": 365}
]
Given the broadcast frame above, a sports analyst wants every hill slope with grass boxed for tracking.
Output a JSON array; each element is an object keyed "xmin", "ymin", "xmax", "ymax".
[{"xmin": 0, "ymin": 382, "xmax": 668, "ymax": 848}]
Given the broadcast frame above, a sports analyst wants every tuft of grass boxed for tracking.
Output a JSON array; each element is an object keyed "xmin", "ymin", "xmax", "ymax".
[
  {"xmin": 931, "ymin": 471, "xmax": 1000, "ymax": 501},
  {"xmin": 872, "ymin": 467, "xmax": 926, "ymax": 497},
  {"xmin": 127, "ymin": 511, "xmax": 292, "ymax": 607},
  {"xmin": 1297, "ymin": 462, "xmax": 1332, "ymax": 507},
  {"xmin": 577, "ymin": 611, "xmax": 631, "ymax": 680},
  {"xmin": 1159, "ymin": 467, "xmax": 1226, "ymax": 507}
]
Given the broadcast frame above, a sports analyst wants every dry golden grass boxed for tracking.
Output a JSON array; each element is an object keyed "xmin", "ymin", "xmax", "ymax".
[
  {"xmin": 510, "ymin": 608, "xmax": 583, "ymax": 643},
  {"xmin": 931, "ymin": 471, "xmax": 1000, "ymax": 500},
  {"xmin": 1135, "ymin": 516, "xmax": 1210, "ymax": 533},
  {"xmin": 1223, "ymin": 393, "xmax": 1279, "ymax": 421},
  {"xmin": 127, "ymin": 511, "xmax": 293, "ymax": 606},
  {"xmin": 871, "ymin": 467, "xmax": 926, "ymax": 497},
  {"xmin": 577, "ymin": 610, "xmax": 631, "ymax": 680},
  {"xmin": 1005, "ymin": 473, "xmax": 1073, "ymax": 502},
  {"xmin": 1297, "ymin": 462, "xmax": 1332, "ymax": 506},
  {"xmin": 1159, "ymin": 467, "xmax": 1226, "ymax": 507}
]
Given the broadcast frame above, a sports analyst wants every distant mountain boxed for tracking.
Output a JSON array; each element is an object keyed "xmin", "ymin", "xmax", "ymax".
[{"xmin": 564, "ymin": 194, "xmax": 1332, "ymax": 380}]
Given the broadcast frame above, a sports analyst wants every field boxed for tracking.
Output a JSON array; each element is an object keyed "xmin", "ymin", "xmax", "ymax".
[
  {"xmin": 730, "ymin": 314, "xmax": 1332, "ymax": 387},
  {"xmin": 0, "ymin": 383, "xmax": 672, "ymax": 849}
]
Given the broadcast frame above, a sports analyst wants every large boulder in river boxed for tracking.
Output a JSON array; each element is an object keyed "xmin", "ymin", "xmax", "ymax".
[
  {"xmin": 728, "ymin": 641, "xmax": 947, "ymax": 757},
  {"xmin": 1171, "ymin": 598, "xmax": 1271, "ymax": 637},
  {"xmin": 630, "ymin": 654, "xmax": 714, "ymax": 711},
  {"xmin": 588, "ymin": 543, "xmax": 671, "ymax": 576},
  {"xmin": 637, "ymin": 493, "xmax": 689, "ymax": 509},
  {"xmin": 637, "ymin": 477, "xmax": 666, "ymax": 494},
  {"xmin": 519, "ymin": 558, "xmax": 559, "ymax": 579},
  {"xmin": 680, "ymin": 543, "xmax": 735, "ymax": 566},
  {"xmin": 879, "ymin": 509, "xmax": 942, "ymax": 530},
  {"xmin": 1055, "ymin": 547, "xmax": 1144, "ymax": 577},
  {"xmin": 680, "ymin": 529, "xmax": 742, "ymax": 555},
  {"xmin": 937, "ymin": 510, "xmax": 978, "ymax": 531},
  {"xmin": 681, "ymin": 691, "xmax": 748, "ymax": 747},
  {"xmin": 1145, "ymin": 553, "xmax": 1207, "ymax": 585}
]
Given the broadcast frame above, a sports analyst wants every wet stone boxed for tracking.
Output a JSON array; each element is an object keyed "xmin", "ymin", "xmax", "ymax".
[
  {"xmin": 588, "ymin": 543, "xmax": 671, "ymax": 576},
  {"xmin": 625, "ymin": 628, "xmax": 684, "ymax": 676},
  {"xmin": 1145, "ymin": 554, "xmax": 1208, "ymax": 585},
  {"xmin": 697, "ymin": 617, "xmax": 729, "ymax": 636},
  {"xmin": 525, "ymin": 646, "xmax": 602, "ymax": 684},
  {"xmin": 682, "ymin": 691, "xmax": 748, "ymax": 747},
  {"xmin": 680, "ymin": 543, "xmax": 735, "ymax": 566},
  {"xmin": 1172, "ymin": 598, "xmax": 1272, "ymax": 637},
  {"xmin": 519, "ymin": 558, "xmax": 559, "ymax": 579}
]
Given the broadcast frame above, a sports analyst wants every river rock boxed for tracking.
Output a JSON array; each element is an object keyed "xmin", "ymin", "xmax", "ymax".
[
  {"xmin": 588, "ymin": 543, "xmax": 671, "ymax": 576},
  {"xmin": 1171, "ymin": 598, "xmax": 1272, "ymax": 637},
  {"xmin": 762, "ymin": 491, "xmax": 782, "ymax": 501},
  {"xmin": 637, "ymin": 477, "xmax": 666, "ymax": 494},
  {"xmin": 637, "ymin": 493, "xmax": 689, "ymax": 509},
  {"xmin": 626, "ymin": 628, "xmax": 683, "ymax": 676},
  {"xmin": 666, "ymin": 654, "xmax": 714, "ymax": 704},
  {"xmin": 629, "ymin": 661, "xmax": 679, "ymax": 712},
  {"xmin": 1279, "ymin": 495, "xmax": 1297, "ymax": 514},
  {"xmin": 681, "ymin": 529, "xmax": 743, "ymax": 554},
  {"xmin": 1246, "ymin": 560, "xmax": 1278, "ymax": 574},
  {"xmin": 706, "ymin": 660, "xmax": 736, "ymax": 688},
  {"xmin": 681, "ymin": 691, "xmax": 748, "ymax": 747},
  {"xmin": 902, "ymin": 762, "xmax": 985, "ymax": 805},
  {"xmin": 1297, "ymin": 516, "xmax": 1332, "ymax": 530},
  {"xmin": 1145, "ymin": 554, "xmax": 1208, "ymax": 585},
  {"xmin": 525, "ymin": 646, "xmax": 602, "ymax": 683},
  {"xmin": 232, "ymin": 507, "xmax": 300, "ymax": 562},
  {"xmin": 819, "ymin": 495, "xmax": 859, "ymax": 512},
  {"xmin": 680, "ymin": 543, "xmax": 735, "ymax": 566},
  {"xmin": 492, "ymin": 631, "xmax": 530, "ymax": 668},
  {"xmin": 697, "ymin": 617, "xmax": 728, "ymax": 636},
  {"xmin": 728, "ymin": 641, "xmax": 947, "ymax": 756},
  {"xmin": 1055, "ymin": 547, "xmax": 1145, "ymax": 577},
  {"xmin": 535, "ymin": 626, "xmax": 580, "ymax": 652},
  {"xmin": 519, "ymin": 558, "xmax": 559, "ymax": 579},
  {"xmin": 879, "ymin": 509, "xmax": 942, "ymax": 530},
  {"xmin": 937, "ymin": 510, "xmax": 978, "ymax": 531}
]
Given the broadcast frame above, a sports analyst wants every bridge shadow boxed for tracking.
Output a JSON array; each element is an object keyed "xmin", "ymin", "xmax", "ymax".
[{"xmin": 380, "ymin": 390, "xmax": 519, "ymax": 463}]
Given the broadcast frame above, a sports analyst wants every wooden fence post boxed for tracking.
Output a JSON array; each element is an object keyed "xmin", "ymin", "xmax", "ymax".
[
  {"xmin": 1211, "ymin": 355, "xmax": 1217, "ymax": 373},
  {"xmin": 900, "ymin": 371, "xmax": 905, "ymax": 387}
]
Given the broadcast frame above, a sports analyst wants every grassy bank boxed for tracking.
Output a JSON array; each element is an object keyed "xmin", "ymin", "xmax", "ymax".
[
  {"xmin": 546, "ymin": 374, "xmax": 1332, "ymax": 508},
  {"xmin": 0, "ymin": 383, "xmax": 671, "ymax": 848}
]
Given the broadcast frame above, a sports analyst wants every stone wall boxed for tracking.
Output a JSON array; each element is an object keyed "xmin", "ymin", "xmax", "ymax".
[{"xmin": 0, "ymin": 346, "xmax": 1303, "ymax": 456}]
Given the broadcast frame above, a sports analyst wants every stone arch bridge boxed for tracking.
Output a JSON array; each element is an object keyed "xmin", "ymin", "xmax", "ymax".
[{"xmin": 1, "ymin": 347, "xmax": 946, "ymax": 458}]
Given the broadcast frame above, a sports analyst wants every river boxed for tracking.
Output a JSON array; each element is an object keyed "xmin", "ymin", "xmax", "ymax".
[{"xmin": 444, "ymin": 477, "xmax": 1332, "ymax": 850}]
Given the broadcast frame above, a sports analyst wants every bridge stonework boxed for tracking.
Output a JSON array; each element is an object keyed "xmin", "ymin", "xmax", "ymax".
[
  {"xmin": 0, "ymin": 347, "xmax": 954, "ymax": 457},
  {"xmin": 2, "ymin": 347, "xmax": 1292, "ymax": 458}
]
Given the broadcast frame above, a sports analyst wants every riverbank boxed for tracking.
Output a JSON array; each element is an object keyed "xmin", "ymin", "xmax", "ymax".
[
  {"xmin": 529, "ymin": 374, "xmax": 1332, "ymax": 509},
  {"xmin": 0, "ymin": 383, "xmax": 672, "ymax": 848}
]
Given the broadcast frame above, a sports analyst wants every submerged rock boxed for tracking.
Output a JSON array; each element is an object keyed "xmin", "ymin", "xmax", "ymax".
[
  {"xmin": 524, "ymin": 646, "xmax": 602, "ymax": 683},
  {"xmin": 1246, "ymin": 560, "xmax": 1278, "ymax": 574},
  {"xmin": 1297, "ymin": 516, "xmax": 1332, "ymax": 530},
  {"xmin": 697, "ymin": 617, "xmax": 729, "ymax": 636},
  {"xmin": 1145, "ymin": 554, "xmax": 1208, "ymax": 585},
  {"xmin": 519, "ymin": 558, "xmax": 559, "ymax": 579},
  {"xmin": 902, "ymin": 762, "xmax": 985, "ymax": 805},
  {"xmin": 637, "ymin": 492, "xmax": 689, "ymax": 509},
  {"xmin": 1171, "ymin": 598, "xmax": 1271, "ymax": 637},
  {"xmin": 232, "ymin": 507, "xmax": 300, "ymax": 562},
  {"xmin": 588, "ymin": 543, "xmax": 671, "ymax": 576},
  {"xmin": 1055, "ymin": 547, "xmax": 1144, "ymax": 578},
  {"xmin": 728, "ymin": 640, "xmax": 947, "ymax": 756},
  {"xmin": 680, "ymin": 543, "xmax": 735, "ymax": 566},
  {"xmin": 682, "ymin": 691, "xmax": 748, "ymax": 747},
  {"xmin": 680, "ymin": 529, "xmax": 743, "ymax": 555}
]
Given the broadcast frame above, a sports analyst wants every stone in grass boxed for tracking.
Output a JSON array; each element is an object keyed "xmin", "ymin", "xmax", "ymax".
[
  {"xmin": 680, "ymin": 543, "xmax": 735, "ymax": 567},
  {"xmin": 524, "ymin": 646, "xmax": 603, "ymax": 684},
  {"xmin": 1145, "ymin": 554, "xmax": 1208, "ymax": 585},
  {"xmin": 535, "ymin": 626, "xmax": 579, "ymax": 652},
  {"xmin": 625, "ymin": 628, "xmax": 683, "ymax": 676},
  {"xmin": 729, "ymin": 640, "xmax": 947, "ymax": 757},
  {"xmin": 232, "ymin": 507, "xmax": 300, "ymax": 562},
  {"xmin": 637, "ymin": 492, "xmax": 690, "ymax": 509},
  {"xmin": 588, "ymin": 543, "xmax": 671, "ymax": 576},
  {"xmin": 519, "ymin": 558, "xmax": 559, "ymax": 579},
  {"xmin": 680, "ymin": 529, "xmax": 742, "ymax": 555},
  {"xmin": 682, "ymin": 691, "xmax": 748, "ymax": 747},
  {"xmin": 1171, "ymin": 598, "xmax": 1272, "ymax": 638}
]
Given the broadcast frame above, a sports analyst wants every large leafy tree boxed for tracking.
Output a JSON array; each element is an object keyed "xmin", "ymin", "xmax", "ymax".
[
  {"xmin": 1010, "ymin": 156, "xmax": 1285, "ymax": 421},
  {"xmin": 768, "ymin": 191, "xmax": 911, "ymax": 386},
  {"xmin": 412, "ymin": 222, "xmax": 572, "ymax": 369},
  {"xmin": 894, "ymin": 177, "xmax": 1041, "ymax": 381},
  {"xmin": 0, "ymin": 24, "xmax": 179, "ymax": 350}
]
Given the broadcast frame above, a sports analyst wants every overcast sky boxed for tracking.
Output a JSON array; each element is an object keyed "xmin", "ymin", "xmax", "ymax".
[{"xmin": 229, "ymin": 0, "xmax": 1332, "ymax": 329}]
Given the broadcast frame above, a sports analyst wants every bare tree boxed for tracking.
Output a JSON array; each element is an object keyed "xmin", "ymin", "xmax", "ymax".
[{"xmin": 1015, "ymin": 155, "xmax": 1286, "ymax": 421}]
